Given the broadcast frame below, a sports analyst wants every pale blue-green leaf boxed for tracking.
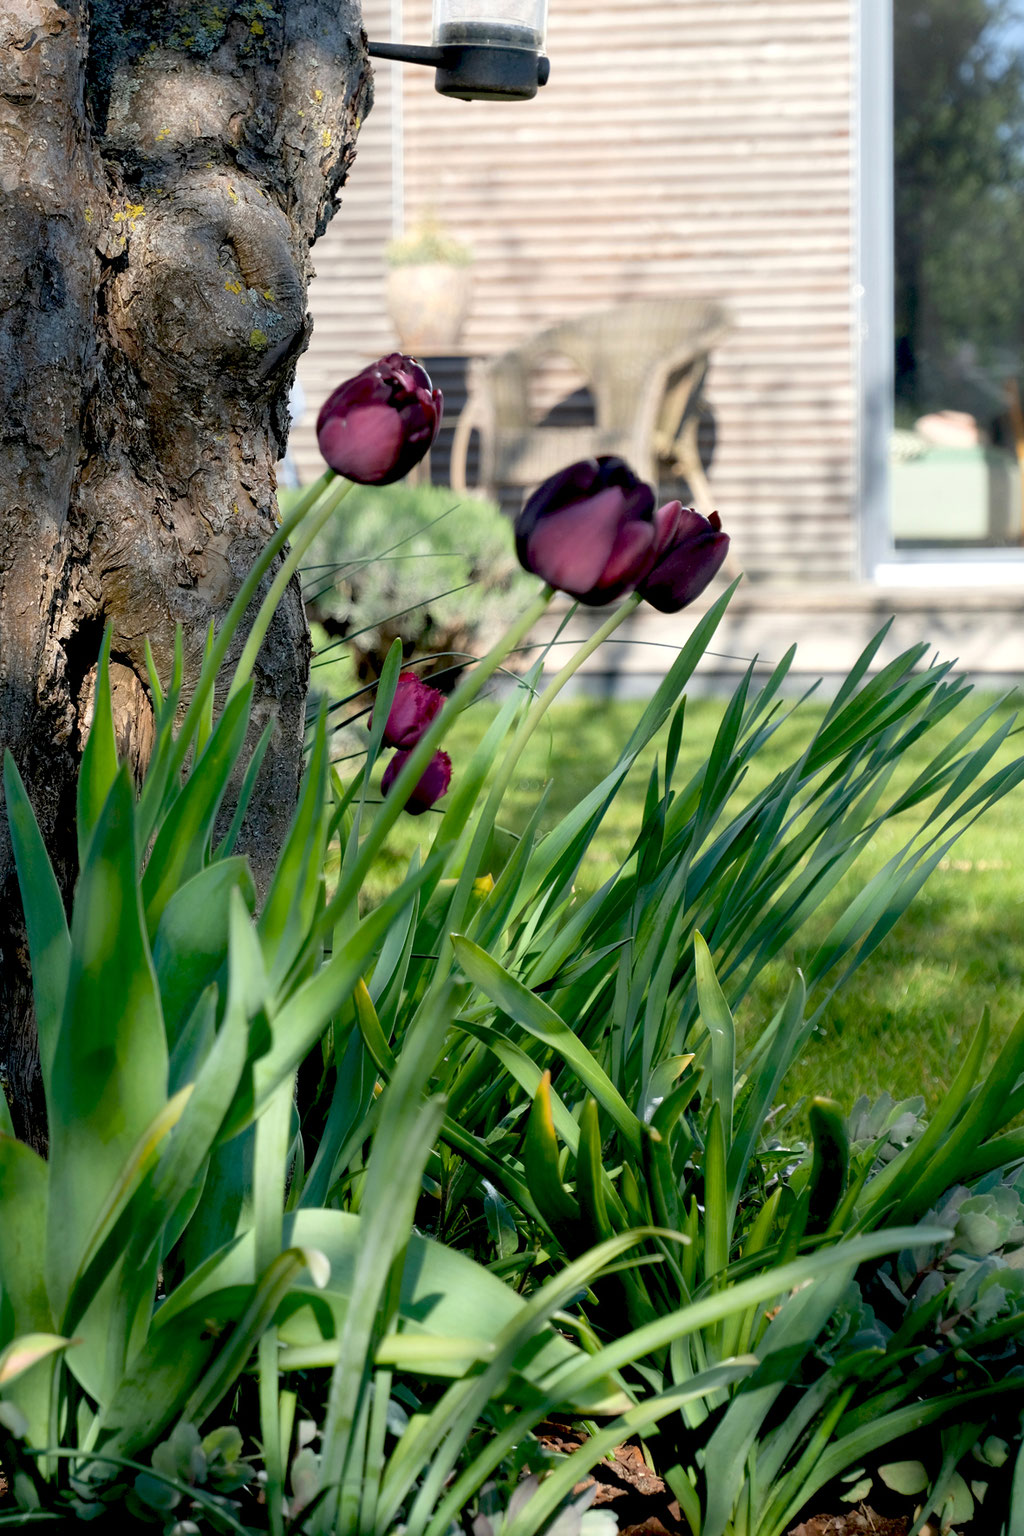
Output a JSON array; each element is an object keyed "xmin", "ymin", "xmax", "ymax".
[
  {"xmin": 47, "ymin": 766, "xmax": 167, "ymax": 1343},
  {"xmin": 153, "ymin": 857, "xmax": 256, "ymax": 1052},
  {"xmin": 879, "ymin": 1460, "xmax": 928, "ymax": 1496}
]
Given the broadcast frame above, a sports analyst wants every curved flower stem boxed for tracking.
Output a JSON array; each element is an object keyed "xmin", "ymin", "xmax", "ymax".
[
  {"xmin": 481, "ymin": 591, "xmax": 643, "ymax": 825},
  {"xmin": 227, "ymin": 477, "xmax": 352, "ymax": 701},
  {"xmin": 316, "ymin": 584, "xmax": 556, "ymax": 938},
  {"xmin": 165, "ymin": 469, "xmax": 338, "ymax": 783},
  {"xmin": 442, "ymin": 590, "xmax": 644, "ymax": 941},
  {"xmin": 497, "ymin": 586, "xmax": 641, "ymax": 780}
]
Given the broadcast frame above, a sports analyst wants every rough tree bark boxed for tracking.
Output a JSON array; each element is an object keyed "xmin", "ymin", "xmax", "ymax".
[{"xmin": 0, "ymin": 0, "xmax": 371, "ymax": 1147}]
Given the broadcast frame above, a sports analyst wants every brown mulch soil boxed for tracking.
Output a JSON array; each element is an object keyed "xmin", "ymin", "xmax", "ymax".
[
  {"xmin": 532, "ymin": 1424, "xmax": 917, "ymax": 1536},
  {"xmin": 788, "ymin": 1514, "xmax": 909, "ymax": 1536}
]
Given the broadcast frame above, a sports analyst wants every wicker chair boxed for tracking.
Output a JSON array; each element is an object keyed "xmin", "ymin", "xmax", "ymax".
[{"xmin": 449, "ymin": 297, "xmax": 731, "ymax": 518}]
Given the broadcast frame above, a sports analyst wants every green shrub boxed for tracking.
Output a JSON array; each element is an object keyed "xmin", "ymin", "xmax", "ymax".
[{"xmin": 292, "ymin": 481, "xmax": 534, "ymax": 682}]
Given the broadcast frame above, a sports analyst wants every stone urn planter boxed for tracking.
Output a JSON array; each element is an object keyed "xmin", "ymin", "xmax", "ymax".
[{"xmin": 385, "ymin": 217, "xmax": 474, "ymax": 354}]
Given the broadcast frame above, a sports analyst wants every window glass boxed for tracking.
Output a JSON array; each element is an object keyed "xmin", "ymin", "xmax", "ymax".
[{"xmin": 893, "ymin": 0, "xmax": 1024, "ymax": 547}]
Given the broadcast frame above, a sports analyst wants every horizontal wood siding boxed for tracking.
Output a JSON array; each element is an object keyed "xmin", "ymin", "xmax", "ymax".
[{"xmin": 294, "ymin": 0, "xmax": 858, "ymax": 583}]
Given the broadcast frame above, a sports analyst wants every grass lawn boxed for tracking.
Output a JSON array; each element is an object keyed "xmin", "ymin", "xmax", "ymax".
[{"xmin": 314, "ymin": 636, "xmax": 1024, "ymax": 1119}]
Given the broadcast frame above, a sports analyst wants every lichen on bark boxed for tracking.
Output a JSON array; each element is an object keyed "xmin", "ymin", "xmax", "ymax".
[{"xmin": 0, "ymin": 0, "xmax": 372, "ymax": 1148}]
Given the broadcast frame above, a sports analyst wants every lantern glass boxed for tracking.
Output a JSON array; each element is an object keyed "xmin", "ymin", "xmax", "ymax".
[{"xmin": 432, "ymin": 0, "xmax": 547, "ymax": 51}]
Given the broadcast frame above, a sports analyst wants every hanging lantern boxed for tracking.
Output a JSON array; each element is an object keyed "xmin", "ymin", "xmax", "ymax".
[{"xmin": 367, "ymin": 0, "xmax": 550, "ymax": 102}]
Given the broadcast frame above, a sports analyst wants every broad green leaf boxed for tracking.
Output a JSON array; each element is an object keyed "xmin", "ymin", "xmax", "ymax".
[
  {"xmin": 182, "ymin": 1247, "xmax": 328, "ymax": 1430},
  {"xmin": 1008, "ymin": 1434, "xmax": 1024, "ymax": 1536},
  {"xmin": 62, "ymin": 1088, "xmax": 192, "ymax": 1339},
  {"xmin": 173, "ymin": 1208, "xmax": 626, "ymax": 1417},
  {"xmin": 0, "ymin": 1136, "xmax": 54, "ymax": 1444},
  {"xmin": 0, "ymin": 1333, "xmax": 69, "ymax": 1388},
  {"xmin": 142, "ymin": 683, "xmax": 254, "ymax": 932},
  {"xmin": 47, "ymin": 766, "xmax": 168, "ymax": 1352},
  {"xmin": 879, "ymin": 1460, "xmax": 928, "ymax": 1496},
  {"xmin": 2, "ymin": 752, "xmax": 70, "ymax": 1083},
  {"xmin": 258, "ymin": 708, "xmax": 330, "ymax": 991},
  {"xmin": 382, "ymin": 1230, "xmax": 654, "ymax": 1536},
  {"xmin": 180, "ymin": 896, "xmax": 270, "ymax": 1264},
  {"xmin": 152, "ymin": 856, "xmax": 256, "ymax": 1051},
  {"xmin": 68, "ymin": 905, "xmax": 257, "ymax": 1343},
  {"xmin": 98, "ymin": 1286, "xmax": 251, "ymax": 1458}
]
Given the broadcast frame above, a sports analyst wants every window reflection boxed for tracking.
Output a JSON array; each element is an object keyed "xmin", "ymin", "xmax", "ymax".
[{"xmin": 892, "ymin": 0, "xmax": 1024, "ymax": 547}]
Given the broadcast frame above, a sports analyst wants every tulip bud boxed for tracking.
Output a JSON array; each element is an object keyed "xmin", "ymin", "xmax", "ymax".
[
  {"xmin": 636, "ymin": 503, "xmax": 731, "ymax": 613},
  {"xmin": 514, "ymin": 457, "xmax": 658, "ymax": 605},
  {"xmin": 381, "ymin": 748, "xmax": 452, "ymax": 816},
  {"xmin": 369, "ymin": 671, "xmax": 445, "ymax": 750},
  {"xmin": 316, "ymin": 354, "xmax": 443, "ymax": 485}
]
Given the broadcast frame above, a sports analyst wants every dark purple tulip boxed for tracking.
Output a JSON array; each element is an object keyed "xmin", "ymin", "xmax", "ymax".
[
  {"xmin": 369, "ymin": 671, "xmax": 444, "ymax": 750},
  {"xmin": 316, "ymin": 354, "xmax": 443, "ymax": 485},
  {"xmin": 636, "ymin": 502, "xmax": 731, "ymax": 613},
  {"xmin": 514, "ymin": 457, "xmax": 658, "ymax": 605},
  {"xmin": 381, "ymin": 748, "xmax": 452, "ymax": 816}
]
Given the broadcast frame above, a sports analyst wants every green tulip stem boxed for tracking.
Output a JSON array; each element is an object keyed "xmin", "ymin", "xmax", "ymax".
[
  {"xmin": 228, "ymin": 477, "xmax": 353, "ymax": 702},
  {"xmin": 318, "ymin": 583, "xmax": 556, "ymax": 934},
  {"xmin": 474, "ymin": 589, "xmax": 644, "ymax": 845},
  {"xmin": 167, "ymin": 468, "xmax": 338, "ymax": 782}
]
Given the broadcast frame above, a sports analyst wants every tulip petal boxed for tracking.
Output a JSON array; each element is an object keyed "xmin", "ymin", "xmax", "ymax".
[
  {"xmin": 589, "ymin": 517, "xmax": 656, "ymax": 597},
  {"xmin": 370, "ymin": 672, "xmax": 445, "ymax": 750},
  {"xmin": 382, "ymin": 748, "xmax": 452, "ymax": 815},
  {"xmin": 318, "ymin": 403, "xmax": 404, "ymax": 483},
  {"xmin": 316, "ymin": 355, "xmax": 442, "ymax": 484},
  {"xmin": 525, "ymin": 487, "xmax": 638, "ymax": 596},
  {"xmin": 638, "ymin": 519, "xmax": 731, "ymax": 613}
]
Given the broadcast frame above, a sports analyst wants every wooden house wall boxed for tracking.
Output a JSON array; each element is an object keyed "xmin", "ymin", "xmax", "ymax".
[{"xmin": 292, "ymin": 0, "xmax": 859, "ymax": 584}]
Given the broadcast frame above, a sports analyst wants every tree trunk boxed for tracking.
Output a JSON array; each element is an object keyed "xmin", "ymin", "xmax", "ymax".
[{"xmin": 0, "ymin": 0, "xmax": 371, "ymax": 1148}]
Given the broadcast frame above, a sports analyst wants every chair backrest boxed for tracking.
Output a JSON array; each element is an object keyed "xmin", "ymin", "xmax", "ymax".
[
  {"xmin": 485, "ymin": 297, "xmax": 729, "ymax": 432},
  {"xmin": 450, "ymin": 298, "xmax": 731, "ymax": 496}
]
